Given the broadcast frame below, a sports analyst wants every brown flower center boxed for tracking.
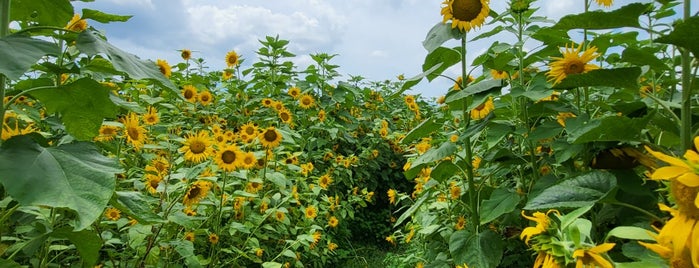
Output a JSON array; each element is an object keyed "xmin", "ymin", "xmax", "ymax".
[
  {"xmin": 565, "ymin": 60, "xmax": 585, "ymax": 74},
  {"xmin": 189, "ymin": 141, "xmax": 206, "ymax": 154},
  {"xmin": 184, "ymin": 90, "xmax": 195, "ymax": 99},
  {"xmin": 201, "ymin": 95, "xmax": 210, "ymax": 102},
  {"xmin": 452, "ymin": 0, "xmax": 483, "ymax": 21},
  {"xmin": 221, "ymin": 150, "xmax": 237, "ymax": 164},
  {"xmin": 264, "ymin": 130, "xmax": 278, "ymax": 142},
  {"xmin": 127, "ymin": 127, "xmax": 140, "ymax": 140}
]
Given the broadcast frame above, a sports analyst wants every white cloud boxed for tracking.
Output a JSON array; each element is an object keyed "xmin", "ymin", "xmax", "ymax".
[{"xmin": 104, "ymin": 0, "xmax": 154, "ymax": 8}]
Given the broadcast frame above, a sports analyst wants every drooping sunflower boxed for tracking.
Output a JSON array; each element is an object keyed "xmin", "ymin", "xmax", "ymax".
[
  {"xmin": 214, "ymin": 144, "xmax": 241, "ymax": 172},
  {"xmin": 387, "ymin": 189, "xmax": 397, "ymax": 205},
  {"xmin": 156, "ymin": 59, "xmax": 171, "ymax": 78},
  {"xmin": 572, "ymin": 243, "xmax": 616, "ymax": 268},
  {"xmin": 470, "ymin": 96, "xmax": 494, "ymax": 120},
  {"xmin": 104, "ymin": 207, "xmax": 121, "ymax": 221},
  {"xmin": 288, "ymin": 87, "xmax": 301, "ymax": 99},
  {"xmin": 298, "ymin": 94, "xmax": 315, "ymax": 109},
  {"xmin": 547, "ymin": 43, "xmax": 600, "ymax": 85},
  {"xmin": 318, "ymin": 174, "xmax": 333, "ymax": 190},
  {"xmin": 183, "ymin": 180, "xmax": 212, "ymax": 207},
  {"xmin": 182, "ymin": 85, "xmax": 198, "ymax": 102},
  {"xmin": 595, "ymin": 0, "xmax": 613, "ymax": 7},
  {"xmin": 305, "ymin": 205, "xmax": 318, "ymax": 220},
  {"xmin": 278, "ymin": 108, "xmax": 293, "ymax": 124},
  {"xmin": 441, "ymin": 0, "xmax": 490, "ymax": 33},
  {"xmin": 95, "ymin": 124, "xmax": 119, "ymax": 142},
  {"xmin": 121, "ymin": 113, "xmax": 147, "ymax": 150},
  {"xmin": 240, "ymin": 151, "xmax": 257, "ymax": 169},
  {"xmin": 65, "ymin": 14, "xmax": 88, "ymax": 32},
  {"xmin": 181, "ymin": 49, "xmax": 192, "ymax": 61},
  {"xmin": 490, "ymin": 69, "xmax": 509, "ymax": 79},
  {"xmin": 318, "ymin": 110, "xmax": 327, "ymax": 122},
  {"xmin": 179, "ymin": 130, "xmax": 214, "ymax": 163},
  {"xmin": 198, "ymin": 90, "xmax": 213, "ymax": 106},
  {"xmin": 225, "ymin": 50, "xmax": 240, "ymax": 67},
  {"xmin": 520, "ymin": 209, "xmax": 560, "ymax": 245},
  {"xmin": 143, "ymin": 106, "xmax": 160, "ymax": 125},
  {"xmin": 259, "ymin": 127, "xmax": 283, "ymax": 148}
]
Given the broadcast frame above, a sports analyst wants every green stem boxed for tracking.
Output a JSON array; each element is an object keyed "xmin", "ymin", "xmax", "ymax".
[
  {"xmin": 0, "ymin": 0, "xmax": 11, "ymax": 145},
  {"xmin": 680, "ymin": 0, "xmax": 692, "ymax": 150},
  {"xmin": 608, "ymin": 201, "xmax": 664, "ymax": 223},
  {"xmin": 460, "ymin": 34, "xmax": 479, "ymax": 233}
]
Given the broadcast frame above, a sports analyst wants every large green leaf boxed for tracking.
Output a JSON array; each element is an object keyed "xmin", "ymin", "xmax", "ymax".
[
  {"xmin": 423, "ymin": 47, "xmax": 460, "ymax": 82},
  {"xmin": 402, "ymin": 117, "xmax": 441, "ymax": 145},
  {"xmin": 422, "ymin": 22, "xmax": 462, "ymax": 53},
  {"xmin": 112, "ymin": 191, "xmax": 164, "ymax": 224},
  {"xmin": 445, "ymin": 79, "xmax": 503, "ymax": 104},
  {"xmin": 76, "ymin": 30, "xmax": 177, "ymax": 93},
  {"xmin": 30, "ymin": 78, "xmax": 119, "ymax": 141},
  {"xmin": 525, "ymin": 170, "xmax": 617, "ymax": 210},
  {"xmin": 656, "ymin": 16, "xmax": 699, "ymax": 58},
  {"xmin": 553, "ymin": 67, "xmax": 641, "ymax": 89},
  {"xmin": 566, "ymin": 114, "xmax": 651, "ymax": 144},
  {"xmin": 552, "ymin": 3, "xmax": 650, "ymax": 30},
  {"xmin": 81, "ymin": 9, "xmax": 132, "ymax": 23},
  {"xmin": 52, "ymin": 227, "xmax": 102, "ymax": 266},
  {"xmin": 411, "ymin": 141, "xmax": 457, "ymax": 167},
  {"xmin": 449, "ymin": 230, "xmax": 503, "ymax": 268},
  {"xmin": 171, "ymin": 240, "xmax": 202, "ymax": 268},
  {"xmin": 621, "ymin": 47, "xmax": 668, "ymax": 71},
  {"xmin": 480, "ymin": 188, "xmax": 521, "ymax": 224},
  {"xmin": 10, "ymin": 0, "xmax": 73, "ymax": 27},
  {"xmin": 0, "ymin": 135, "xmax": 121, "ymax": 230},
  {"xmin": 393, "ymin": 63, "xmax": 443, "ymax": 96},
  {"xmin": 0, "ymin": 35, "xmax": 61, "ymax": 80}
]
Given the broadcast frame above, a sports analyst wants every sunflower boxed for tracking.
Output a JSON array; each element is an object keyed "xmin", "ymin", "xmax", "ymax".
[
  {"xmin": 198, "ymin": 90, "xmax": 213, "ymax": 106},
  {"xmin": 490, "ymin": 69, "xmax": 509, "ymax": 79},
  {"xmin": 278, "ymin": 108, "xmax": 293, "ymax": 124},
  {"xmin": 180, "ymin": 131, "xmax": 214, "ymax": 163},
  {"xmin": 404, "ymin": 95, "xmax": 416, "ymax": 106},
  {"xmin": 121, "ymin": 113, "xmax": 147, "ymax": 150},
  {"xmin": 143, "ymin": 106, "xmax": 159, "ymax": 125},
  {"xmin": 246, "ymin": 181, "xmax": 264, "ymax": 193},
  {"xmin": 261, "ymin": 98, "xmax": 274, "ymax": 107},
  {"xmin": 386, "ymin": 235, "xmax": 396, "ymax": 246},
  {"xmin": 275, "ymin": 210, "xmax": 286, "ymax": 222},
  {"xmin": 300, "ymin": 162, "xmax": 314, "ymax": 176},
  {"xmin": 520, "ymin": 209, "xmax": 559, "ymax": 245},
  {"xmin": 405, "ymin": 227, "xmax": 416, "ymax": 243},
  {"xmin": 213, "ymin": 132, "xmax": 229, "ymax": 145},
  {"xmin": 595, "ymin": 0, "xmax": 613, "ymax": 7},
  {"xmin": 645, "ymin": 137, "xmax": 699, "ymax": 209},
  {"xmin": 441, "ymin": 0, "xmax": 490, "ymax": 33},
  {"xmin": 255, "ymin": 248, "xmax": 264, "ymax": 258},
  {"xmin": 144, "ymin": 166, "xmax": 163, "ymax": 194},
  {"xmin": 298, "ymin": 94, "xmax": 315, "ymax": 109},
  {"xmin": 240, "ymin": 151, "xmax": 257, "ymax": 169},
  {"xmin": 240, "ymin": 122, "xmax": 258, "ymax": 136},
  {"xmin": 572, "ymin": 243, "xmax": 615, "ymax": 268},
  {"xmin": 532, "ymin": 252, "xmax": 562, "ymax": 268},
  {"xmin": 273, "ymin": 101, "xmax": 285, "ymax": 111},
  {"xmin": 639, "ymin": 205, "xmax": 699, "ymax": 267},
  {"xmin": 387, "ymin": 189, "xmax": 397, "ymax": 205},
  {"xmin": 259, "ymin": 127, "xmax": 283, "ymax": 148},
  {"xmin": 305, "ymin": 205, "xmax": 318, "ymax": 219},
  {"xmin": 318, "ymin": 110, "xmax": 327, "ymax": 122},
  {"xmin": 318, "ymin": 174, "xmax": 333, "ymax": 190},
  {"xmin": 95, "ymin": 124, "xmax": 119, "ymax": 142},
  {"xmin": 208, "ymin": 233, "xmax": 219, "ymax": 245},
  {"xmin": 450, "ymin": 182, "xmax": 461, "ymax": 199},
  {"xmin": 547, "ymin": 43, "xmax": 600, "ymax": 85},
  {"xmin": 214, "ymin": 144, "xmax": 241, "ymax": 171},
  {"xmin": 184, "ymin": 232, "xmax": 195, "ymax": 242},
  {"xmin": 288, "ymin": 87, "xmax": 301, "ymax": 99},
  {"xmin": 181, "ymin": 49, "xmax": 192, "ymax": 61},
  {"xmin": 455, "ymin": 216, "xmax": 466, "ymax": 230},
  {"xmin": 182, "ymin": 85, "xmax": 198, "ymax": 102},
  {"xmin": 156, "ymin": 59, "xmax": 171, "ymax": 78},
  {"xmin": 222, "ymin": 69, "xmax": 234, "ymax": 81},
  {"xmin": 328, "ymin": 216, "xmax": 339, "ymax": 228},
  {"xmin": 328, "ymin": 242, "xmax": 338, "ymax": 252},
  {"xmin": 225, "ymin": 50, "xmax": 240, "ymax": 67},
  {"xmin": 183, "ymin": 180, "xmax": 212, "ymax": 207},
  {"xmin": 104, "ymin": 207, "xmax": 121, "ymax": 221},
  {"xmin": 471, "ymin": 96, "xmax": 494, "ymax": 120},
  {"xmin": 556, "ymin": 112, "xmax": 576, "ymax": 127},
  {"xmin": 65, "ymin": 14, "xmax": 87, "ymax": 32}
]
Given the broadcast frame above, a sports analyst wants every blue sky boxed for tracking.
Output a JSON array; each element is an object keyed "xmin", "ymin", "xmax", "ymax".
[{"xmin": 70, "ymin": 0, "xmax": 690, "ymax": 99}]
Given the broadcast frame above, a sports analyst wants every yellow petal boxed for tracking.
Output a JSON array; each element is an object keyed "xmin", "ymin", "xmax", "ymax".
[
  {"xmin": 590, "ymin": 243, "xmax": 616, "ymax": 254},
  {"xmin": 696, "ymin": 193, "xmax": 699, "ymax": 210},
  {"xmin": 684, "ymin": 150, "xmax": 699, "ymax": 164},
  {"xmin": 676, "ymin": 172, "xmax": 699, "ymax": 187},
  {"xmin": 587, "ymin": 252, "xmax": 614, "ymax": 268},
  {"xmin": 692, "ymin": 221, "xmax": 699, "ymax": 268},
  {"xmin": 645, "ymin": 146, "xmax": 690, "ymax": 168},
  {"xmin": 693, "ymin": 136, "xmax": 699, "ymax": 152},
  {"xmin": 651, "ymin": 166, "xmax": 689, "ymax": 180},
  {"xmin": 638, "ymin": 241, "xmax": 672, "ymax": 259},
  {"xmin": 572, "ymin": 249, "xmax": 585, "ymax": 258}
]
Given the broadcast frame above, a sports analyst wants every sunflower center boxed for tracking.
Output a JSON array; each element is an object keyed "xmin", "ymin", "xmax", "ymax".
[
  {"xmin": 221, "ymin": 150, "xmax": 237, "ymax": 164},
  {"xmin": 244, "ymin": 156, "xmax": 254, "ymax": 165},
  {"xmin": 302, "ymin": 98, "xmax": 311, "ymax": 106},
  {"xmin": 452, "ymin": 0, "xmax": 483, "ymax": 21},
  {"xmin": 127, "ymin": 127, "xmax": 140, "ymax": 140},
  {"xmin": 187, "ymin": 186, "xmax": 201, "ymax": 199},
  {"xmin": 565, "ymin": 60, "xmax": 585, "ymax": 74},
  {"xmin": 184, "ymin": 90, "xmax": 195, "ymax": 99},
  {"xmin": 475, "ymin": 102, "xmax": 486, "ymax": 111},
  {"xmin": 280, "ymin": 113, "xmax": 290, "ymax": 121},
  {"xmin": 201, "ymin": 95, "xmax": 210, "ymax": 102},
  {"xmin": 671, "ymin": 180, "xmax": 699, "ymax": 219},
  {"xmin": 264, "ymin": 130, "xmax": 278, "ymax": 142},
  {"xmin": 189, "ymin": 141, "xmax": 206, "ymax": 154}
]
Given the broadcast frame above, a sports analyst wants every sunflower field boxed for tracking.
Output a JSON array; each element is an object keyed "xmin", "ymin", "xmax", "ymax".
[{"xmin": 1, "ymin": 0, "xmax": 699, "ymax": 267}]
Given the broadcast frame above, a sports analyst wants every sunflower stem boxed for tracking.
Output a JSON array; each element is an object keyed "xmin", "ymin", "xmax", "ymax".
[
  {"xmin": 680, "ymin": 0, "xmax": 692, "ymax": 151},
  {"xmin": 0, "ymin": 0, "xmax": 10, "ymax": 145},
  {"xmin": 460, "ymin": 33, "xmax": 479, "ymax": 233}
]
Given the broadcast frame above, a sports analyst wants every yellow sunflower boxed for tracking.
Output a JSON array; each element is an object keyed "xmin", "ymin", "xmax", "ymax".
[
  {"xmin": 441, "ymin": 0, "xmax": 490, "ymax": 33},
  {"xmin": 305, "ymin": 205, "xmax": 318, "ymax": 219},
  {"xmin": 261, "ymin": 98, "xmax": 274, "ymax": 107},
  {"xmin": 208, "ymin": 233, "xmax": 219, "ymax": 245},
  {"xmin": 104, "ymin": 207, "xmax": 121, "ymax": 221},
  {"xmin": 65, "ymin": 14, "xmax": 87, "ymax": 32},
  {"xmin": 181, "ymin": 49, "xmax": 192, "ymax": 61},
  {"xmin": 278, "ymin": 108, "xmax": 293, "ymax": 124},
  {"xmin": 520, "ymin": 209, "xmax": 560, "ymax": 245},
  {"xmin": 240, "ymin": 151, "xmax": 257, "ymax": 169},
  {"xmin": 184, "ymin": 232, "xmax": 195, "ymax": 242},
  {"xmin": 450, "ymin": 182, "xmax": 461, "ymax": 199},
  {"xmin": 143, "ymin": 106, "xmax": 159, "ymax": 125},
  {"xmin": 288, "ymin": 87, "xmax": 301, "ymax": 99},
  {"xmin": 470, "ymin": 96, "xmax": 494, "ymax": 120},
  {"xmin": 318, "ymin": 110, "xmax": 327, "ymax": 122},
  {"xmin": 222, "ymin": 69, "xmax": 234, "ymax": 81},
  {"xmin": 572, "ymin": 243, "xmax": 616, "ymax": 268},
  {"xmin": 225, "ymin": 50, "xmax": 240, "ymax": 67},
  {"xmin": 556, "ymin": 112, "xmax": 576, "ymax": 127},
  {"xmin": 595, "ymin": 0, "xmax": 613, "ymax": 7},
  {"xmin": 639, "ymin": 205, "xmax": 699, "ymax": 267},
  {"xmin": 121, "ymin": 113, "xmax": 147, "ymax": 150},
  {"xmin": 328, "ymin": 242, "xmax": 338, "ymax": 252},
  {"xmin": 240, "ymin": 122, "xmax": 258, "ymax": 137},
  {"xmin": 95, "ymin": 124, "xmax": 119, "ymax": 142},
  {"xmin": 328, "ymin": 216, "xmax": 339, "ymax": 228},
  {"xmin": 455, "ymin": 215, "xmax": 466, "ymax": 230},
  {"xmin": 387, "ymin": 189, "xmax": 397, "ymax": 205},
  {"xmin": 259, "ymin": 127, "xmax": 283, "ymax": 148},
  {"xmin": 198, "ymin": 90, "xmax": 213, "ymax": 106},
  {"xmin": 179, "ymin": 130, "xmax": 214, "ymax": 163},
  {"xmin": 645, "ymin": 137, "xmax": 699, "ymax": 209},
  {"xmin": 183, "ymin": 180, "xmax": 212, "ymax": 207},
  {"xmin": 547, "ymin": 43, "xmax": 600, "ymax": 85},
  {"xmin": 182, "ymin": 85, "xmax": 198, "ymax": 103},
  {"xmin": 533, "ymin": 252, "xmax": 562, "ymax": 268},
  {"xmin": 214, "ymin": 144, "xmax": 241, "ymax": 172},
  {"xmin": 318, "ymin": 174, "xmax": 333, "ymax": 189},
  {"xmin": 275, "ymin": 210, "xmax": 286, "ymax": 222},
  {"xmin": 404, "ymin": 95, "xmax": 416, "ymax": 106},
  {"xmin": 156, "ymin": 59, "xmax": 171, "ymax": 78},
  {"xmin": 490, "ymin": 69, "xmax": 509, "ymax": 79},
  {"xmin": 298, "ymin": 94, "xmax": 315, "ymax": 109}
]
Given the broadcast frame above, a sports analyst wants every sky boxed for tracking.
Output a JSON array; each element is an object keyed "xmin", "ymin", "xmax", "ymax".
[{"xmin": 70, "ymin": 0, "xmax": 690, "ymax": 99}]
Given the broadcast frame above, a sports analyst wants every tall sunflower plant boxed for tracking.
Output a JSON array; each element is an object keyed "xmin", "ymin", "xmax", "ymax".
[{"xmin": 391, "ymin": 0, "xmax": 697, "ymax": 267}]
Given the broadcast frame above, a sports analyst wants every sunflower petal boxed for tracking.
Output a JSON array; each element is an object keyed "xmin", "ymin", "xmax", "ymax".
[
  {"xmin": 590, "ymin": 243, "xmax": 615, "ymax": 254},
  {"xmin": 692, "ymin": 221, "xmax": 699, "ymax": 268},
  {"xmin": 645, "ymin": 146, "xmax": 690, "ymax": 168},
  {"xmin": 588, "ymin": 251, "xmax": 614, "ymax": 268},
  {"xmin": 651, "ymin": 166, "xmax": 689, "ymax": 180},
  {"xmin": 638, "ymin": 241, "xmax": 672, "ymax": 259},
  {"xmin": 676, "ymin": 172, "xmax": 699, "ymax": 187}
]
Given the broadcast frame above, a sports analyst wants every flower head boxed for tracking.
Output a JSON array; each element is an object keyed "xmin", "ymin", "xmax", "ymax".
[
  {"xmin": 305, "ymin": 205, "xmax": 318, "ymax": 220},
  {"xmin": 441, "ymin": 0, "xmax": 490, "ymax": 33},
  {"xmin": 226, "ymin": 50, "xmax": 240, "ymax": 67},
  {"xmin": 121, "ymin": 113, "xmax": 147, "ymax": 150},
  {"xmin": 156, "ymin": 59, "xmax": 171, "ymax": 78},
  {"xmin": 180, "ymin": 131, "xmax": 214, "ymax": 163},
  {"xmin": 520, "ymin": 209, "xmax": 559, "ymax": 245},
  {"xmin": 182, "ymin": 85, "xmax": 198, "ymax": 102},
  {"xmin": 181, "ymin": 49, "xmax": 192, "ymax": 60},
  {"xmin": 199, "ymin": 90, "xmax": 213, "ymax": 106},
  {"xmin": 547, "ymin": 43, "xmax": 600, "ymax": 85},
  {"xmin": 471, "ymin": 97, "xmax": 494, "ymax": 120},
  {"xmin": 104, "ymin": 207, "xmax": 121, "ymax": 221},
  {"xmin": 143, "ymin": 106, "xmax": 159, "ymax": 125},
  {"xmin": 183, "ymin": 180, "xmax": 212, "ymax": 207},
  {"xmin": 572, "ymin": 243, "xmax": 615, "ymax": 268},
  {"xmin": 215, "ymin": 144, "xmax": 241, "ymax": 172},
  {"xmin": 65, "ymin": 14, "xmax": 88, "ymax": 32},
  {"xmin": 259, "ymin": 127, "xmax": 283, "ymax": 148}
]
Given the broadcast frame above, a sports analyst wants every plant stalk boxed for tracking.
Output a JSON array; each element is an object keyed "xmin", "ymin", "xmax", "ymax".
[
  {"xmin": 460, "ymin": 34, "xmax": 479, "ymax": 233},
  {"xmin": 680, "ymin": 0, "xmax": 692, "ymax": 150},
  {"xmin": 0, "ymin": 0, "xmax": 11, "ymax": 144}
]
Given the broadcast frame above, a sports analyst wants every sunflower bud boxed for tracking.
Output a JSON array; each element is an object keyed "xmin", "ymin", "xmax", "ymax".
[{"xmin": 509, "ymin": 0, "xmax": 530, "ymax": 14}]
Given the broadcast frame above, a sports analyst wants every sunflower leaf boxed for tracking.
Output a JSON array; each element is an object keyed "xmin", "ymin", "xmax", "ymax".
[
  {"xmin": 30, "ymin": 77, "xmax": 119, "ymax": 141},
  {"xmin": 0, "ymin": 34, "xmax": 61, "ymax": 80},
  {"xmin": 551, "ymin": 3, "xmax": 651, "ymax": 30},
  {"xmin": 656, "ymin": 16, "xmax": 699, "ymax": 58},
  {"xmin": 401, "ymin": 117, "xmax": 442, "ymax": 145},
  {"xmin": 566, "ymin": 113, "xmax": 652, "ymax": 144},
  {"xmin": 80, "ymin": 8, "xmax": 132, "ymax": 23},
  {"xmin": 76, "ymin": 30, "xmax": 178, "ymax": 95},
  {"xmin": 51, "ymin": 227, "xmax": 102, "ymax": 266},
  {"xmin": 524, "ymin": 170, "xmax": 617, "ymax": 210},
  {"xmin": 422, "ymin": 22, "xmax": 462, "ymax": 53},
  {"xmin": 552, "ymin": 67, "xmax": 641, "ymax": 89},
  {"xmin": 10, "ymin": 0, "xmax": 73, "ymax": 27},
  {"xmin": 0, "ymin": 135, "xmax": 121, "ymax": 230},
  {"xmin": 480, "ymin": 188, "xmax": 521, "ymax": 225},
  {"xmin": 450, "ymin": 230, "xmax": 503, "ymax": 268},
  {"xmin": 423, "ymin": 47, "xmax": 460, "ymax": 82}
]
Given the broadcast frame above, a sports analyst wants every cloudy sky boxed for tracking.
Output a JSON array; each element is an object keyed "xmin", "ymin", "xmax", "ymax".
[{"xmin": 71, "ymin": 0, "xmax": 687, "ymax": 99}]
